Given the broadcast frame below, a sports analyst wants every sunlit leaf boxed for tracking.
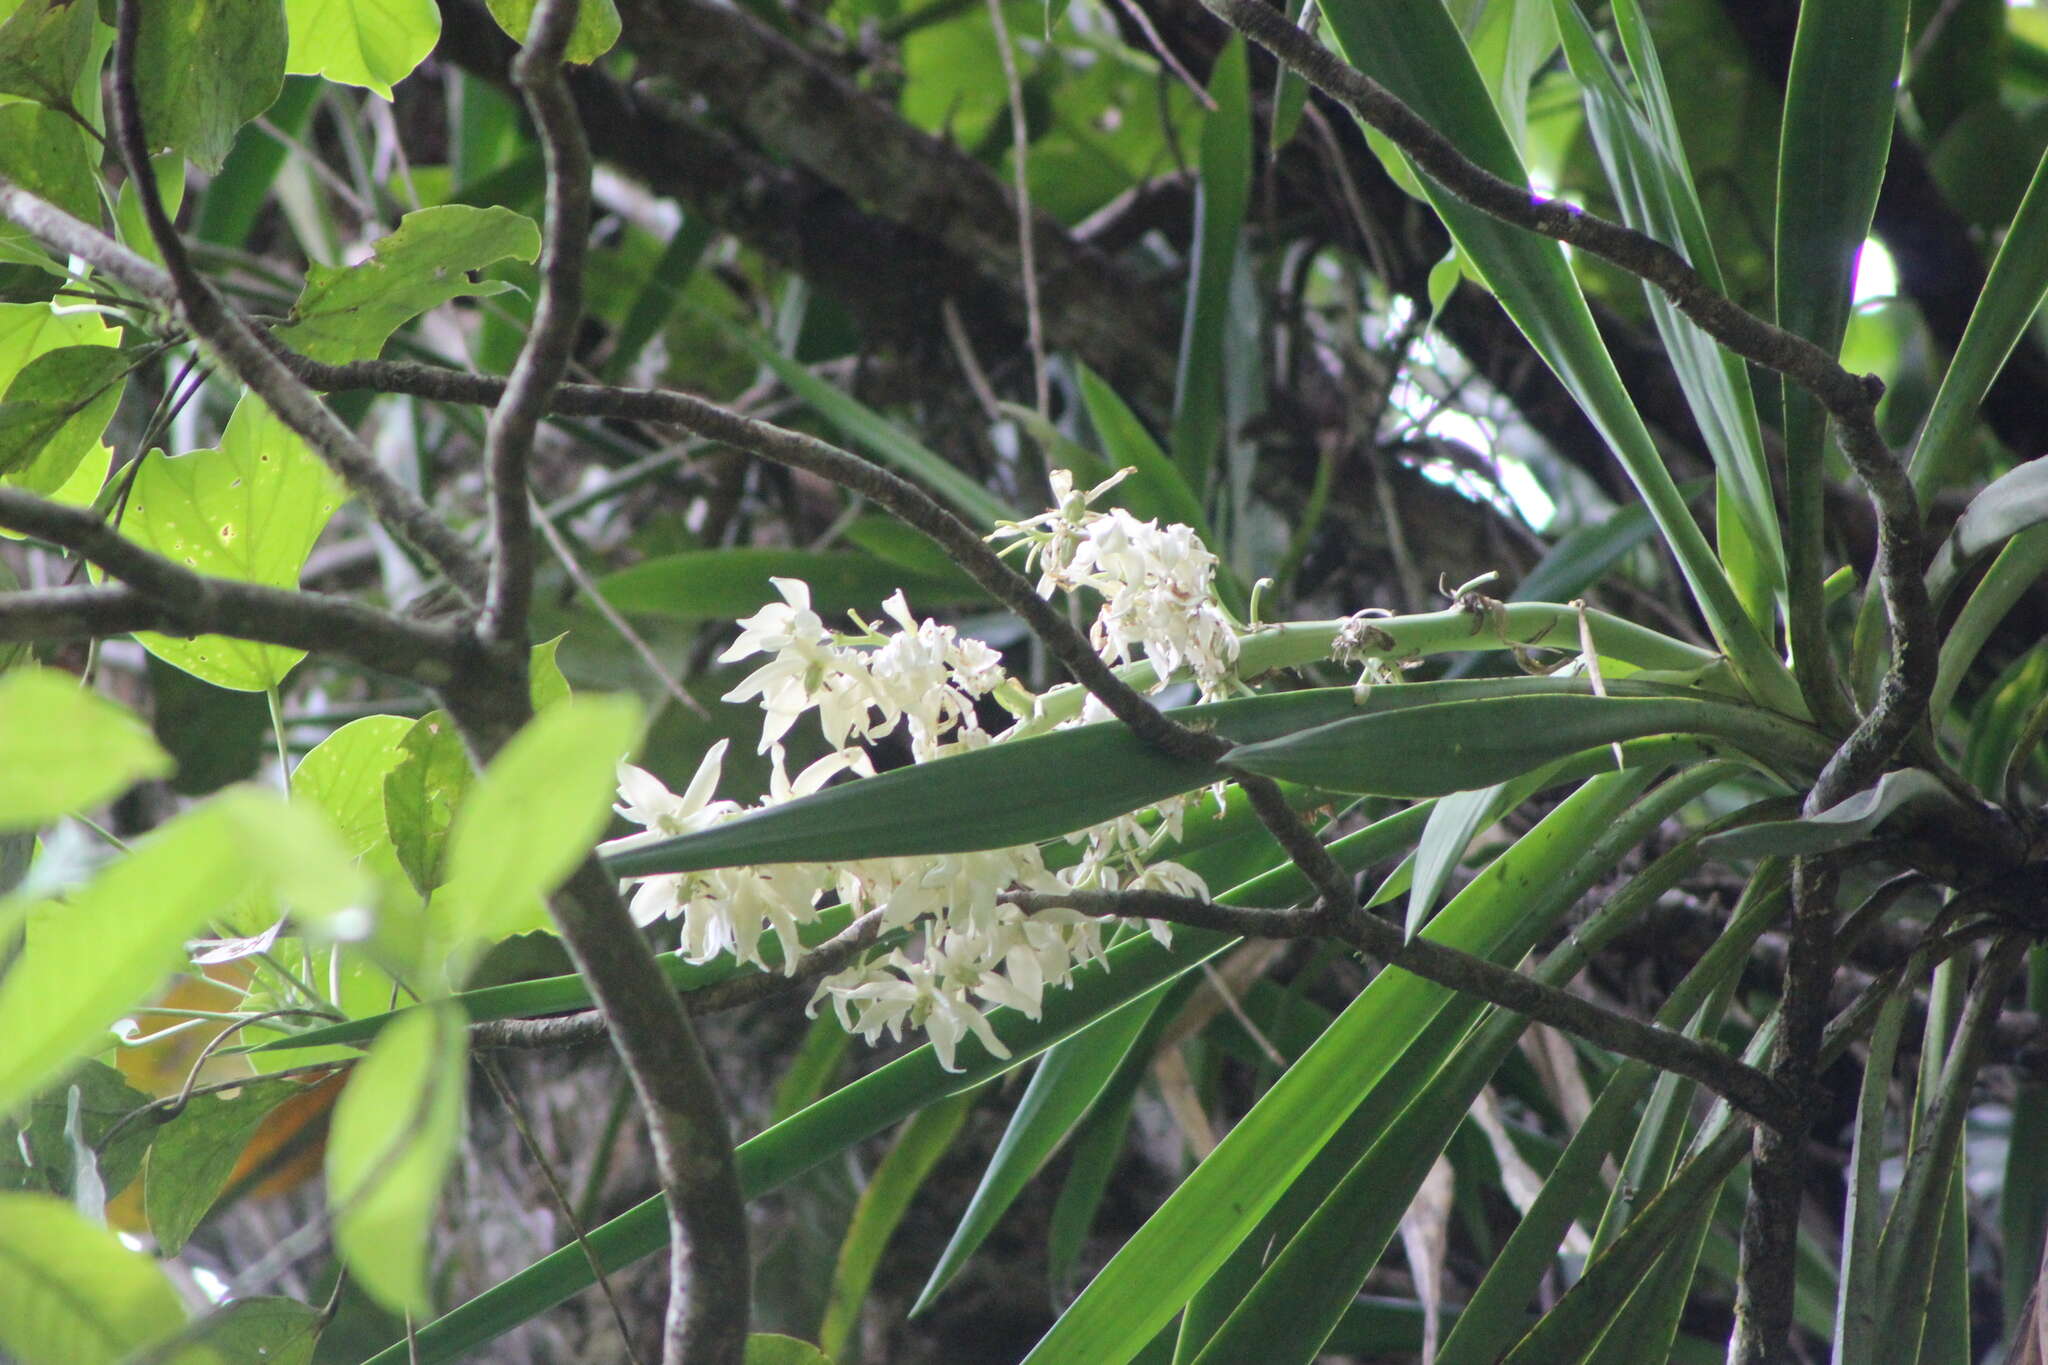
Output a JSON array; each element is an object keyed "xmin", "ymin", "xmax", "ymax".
[
  {"xmin": 383, "ymin": 712, "xmax": 473, "ymax": 898},
  {"xmin": 284, "ymin": 0, "xmax": 441, "ymax": 99},
  {"xmin": 122, "ymin": 394, "xmax": 348, "ymax": 690},
  {"xmin": 325, "ymin": 1004, "xmax": 466, "ymax": 1316},
  {"xmin": 0, "ymin": 671, "xmax": 172, "ymax": 830},
  {"xmin": 434, "ymin": 694, "xmax": 644, "ymax": 955},
  {"xmin": 0, "ymin": 1193, "xmax": 187, "ymax": 1365},
  {"xmin": 0, "ymin": 346, "xmax": 130, "ymax": 493}
]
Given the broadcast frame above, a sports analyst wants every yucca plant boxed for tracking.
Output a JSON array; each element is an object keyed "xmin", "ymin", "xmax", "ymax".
[{"xmin": 0, "ymin": 0, "xmax": 2043, "ymax": 1363}]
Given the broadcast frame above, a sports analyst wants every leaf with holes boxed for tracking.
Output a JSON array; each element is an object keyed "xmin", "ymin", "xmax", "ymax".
[{"xmin": 121, "ymin": 395, "xmax": 348, "ymax": 690}]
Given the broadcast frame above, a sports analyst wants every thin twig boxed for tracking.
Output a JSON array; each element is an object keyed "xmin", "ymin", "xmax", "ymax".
[
  {"xmin": 472, "ymin": 909, "xmax": 888, "ymax": 1050},
  {"xmin": 985, "ymin": 0, "xmax": 1049, "ymax": 415},
  {"xmin": 527, "ymin": 490, "xmax": 708, "ymax": 716},
  {"xmin": 1004, "ymin": 886, "xmax": 1799, "ymax": 1128},
  {"xmin": 0, "ymin": 491, "xmax": 465, "ymax": 682}
]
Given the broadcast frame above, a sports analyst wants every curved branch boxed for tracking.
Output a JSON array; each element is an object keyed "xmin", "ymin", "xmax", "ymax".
[
  {"xmin": 1005, "ymin": 885, "xmax": 1798, "ymax": 1129},
  {"xmin": 0, "ymin": 489, "xmax": 464, "ymax": 682}
]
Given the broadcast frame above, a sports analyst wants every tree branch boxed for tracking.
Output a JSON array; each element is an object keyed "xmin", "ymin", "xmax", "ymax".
[
  {"xmin": 1005, "ymin": 886, "xmax": 1800, "ymax": 1129},
  {"xmin": 471, "ymin": 909, "xmax": 888, "ymax": 1050},
  {"xmin": 0, "ymin": 489, "xmax": 465, "ymax": 683},
  {"xmin": 477, "ymin": 0, "xmax": 594, "ymax": 650}
]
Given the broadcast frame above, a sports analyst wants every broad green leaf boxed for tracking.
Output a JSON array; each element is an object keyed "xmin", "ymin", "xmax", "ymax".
[
  {"xmin": 383, "ymin": 712, "xmax": 473, "ymax": 898},
  {"xmin": 1171, "ymin": 36, "xmax": 1251, "ymax": 488},
  {"xmin": 530, "ymin": 635, "xmax": 572, "ymax": 711},
  {"xmin": 598, "ymin": 548, "xmax": 984, "ymax": 622},
  {"xmin": 819, "ymin": 1089, "xmax": 977, "ymax": 1359},
  {"xmin": 608, "ymin": 679, "xmax": 1753, "ymax": 879},
  {"xmin": 485, "ymin": 0, "xmax": 622, "ymax": 62},
  {"xmin": 1699, "ymin": 768, "xmax": 1953, "ymax": 860},
  {"xmin": 606, "ymin": 686, "xmax": 1369, "ymax": 876},
  {"xmin": 1314, "ymin": 0, "xmax": 1800, "ymax": 718},
  {"xmin": 184, "ymin": 1296, "xmax": 321, "ymax": 1365},
  {"xmin": 122, "ymin": 394, "xmax": 349, "ymax": 690},
  {"xmin": 0, "ymin": 345, "xmax": 130, "ymax": 493},
  {"xmin": 282, "ymin": 205, "xmax": 542, "ymax": 363},
  {"xmin": 729, "ymin": 324, "xmax": 1013, "ymax": 528},
  {"xmin": 325, "ymin": 1004, "xmax": 466, "ymax": 1316},
  {"xmin": 747, "ymin": 1336, "xmax": 834, "ymax": 1365},
  {"xmin": 0, "ymin": 0, "xmax": 96, "ymax": 114},
  {"xmin": 0, "ymin": 437, "xmax": 108, "ymax": 536},
  {"xmin": 1019, "ymin": 771, "xmax": 1653, "ymax": 1364},
  {"xmin": 0, "ymin": 788, "xmax": 360, "ymax": 1117},
  {"xmin": 0, "ymin": 670, "xmax": 172, "ymax": 829},
  {"xmin": 294, "ymin": 714, "xmax": 424, "ymax": 943},
  {"xmin": 0, "ymin": 304, "xmax": 121, "ymax": 400},
  {"xmin": 368, "ymin": 807, "xmax": 1433, "ymax": 1364},
  {"xmin": 195, "ymin": 76, "xmax": 321, "ymax": 249},
  {"xmin": 285, "ymin": 0, "xmax": 441, "ymax": 98},
  {"xmin": 1227, "ymin": 688, "xmax": 1830, "ymax": 796},
  {"xmin": 1464, "ymin": 0, "xmax": 1558, "ymax": 158},
  {"xmin": 0, "ymin": 1193, "xmax": 187, "ymax": 1364},
  {"xmin": 0, "ymin": 1061, "xmax": 152, "ymax": 1207},
  {"xmin": 144, "ymin": 1078, "xmax": 304, "ymax": 1253},
  {"xmin": 434, "ymin": 694, "xmax": 644, "ymax": 954},
  {"xmin": 914, "ymin": 991, "xmax": 1161, "ymax": 1312},
  {"xmin": 0, "ymin": 101, "xmax": 97, "ymax": 229},
  {"xmin": 135, "ymin": 0, "xmax": 288, "ymax": 172}
]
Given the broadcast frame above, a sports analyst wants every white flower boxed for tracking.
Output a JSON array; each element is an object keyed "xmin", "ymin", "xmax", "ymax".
[{"xmin": 815, "ymin": 950, "xmax": 1012, "ymax": 1073}]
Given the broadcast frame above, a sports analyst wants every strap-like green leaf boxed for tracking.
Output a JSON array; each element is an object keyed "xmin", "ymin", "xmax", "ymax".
[
  {"xmin": 1314, "ymin": 0, "xmax": 1800, "ymax": 718},
  {"xmin": 1227, "ymin": 688, "xmax": 1831, "ymax": 796},
  {"xmin": 1021, "ymin": 771, "xmax": 1654, "ymax": 1365}
]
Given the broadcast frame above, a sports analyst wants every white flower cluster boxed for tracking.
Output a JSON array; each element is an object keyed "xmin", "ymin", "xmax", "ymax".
[
  {"xmin": 991, "ymin": 469, "xmax": 1241, "ymax": 697},
  {"xmin": 604, "ymin": 476, "xmax": 1239, "ymax": 1071}
]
